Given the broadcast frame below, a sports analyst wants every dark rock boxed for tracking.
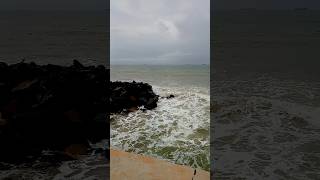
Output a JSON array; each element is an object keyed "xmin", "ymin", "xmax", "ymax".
[
  {"xmin": 0, "ymin": 61, "xmax": 109, "ymax": 163},
  {"xmin": 167, "ymin": 94, "xmax": 175, "ymax": 99},
  {"xmin": 0, "ymin": 60, "xmax": 159, "ymax": 164},
  {"xmin": 72, "ymin": 59, "xmax": 85, "ymax": 69},
  {"xmin": 109, "ymin": 81, "xmax": 158, "ymax": 113}
]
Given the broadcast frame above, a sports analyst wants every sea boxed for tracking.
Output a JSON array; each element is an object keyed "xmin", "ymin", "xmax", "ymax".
[
  {"xmin": 212, "ymin": 10, "xmax": 320, "ymax": 179},
  {"xmin": 0, "ymin": 10, "xmax": 107, "ymax": 66},
  {"xmin": 110, "ymin": 65, "xmax": 210, "ymax": 171}
]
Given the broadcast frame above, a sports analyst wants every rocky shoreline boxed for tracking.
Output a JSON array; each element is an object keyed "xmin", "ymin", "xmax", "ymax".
[
  {"xmin": 110, "ymin": 81, "xmax": 159, "ymax": 113},
  {"xmin": 0, "ymin": 60, "xmax": 159, "ymax": 165}
]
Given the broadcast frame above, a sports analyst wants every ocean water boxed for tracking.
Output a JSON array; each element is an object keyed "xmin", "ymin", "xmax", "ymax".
[
  {"xmin": 212, "ymin": 75, "xmax": 320, "ymax": 179},
  {"xmin": 110, "ymin": 65, "xmax": 210, "ymax": 171},
  {"xmin": 0, "ymin": 11, "xmax": 107, "ymax": 66},
  {"xmin": 212, "ymin": 10, "xmax": 320, "ymax": 179}
]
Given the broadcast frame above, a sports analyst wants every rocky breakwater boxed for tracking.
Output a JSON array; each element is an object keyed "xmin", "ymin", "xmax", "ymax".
[
  {"xmin": 0, "ymin": 60, "xmax": 159, "ymax": 164},
  {"xmin": 0, "ymin": 60, "xmax": 109, "ymax": 163},
  {"xmin": 110, "ymin": 81, "xmax": 159, "ymax": 113}
]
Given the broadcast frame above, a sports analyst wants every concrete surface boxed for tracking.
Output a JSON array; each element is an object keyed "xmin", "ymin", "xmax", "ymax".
[{"xmin": 110, "ymin": 149, "xmax": 210, "ymax": 180}]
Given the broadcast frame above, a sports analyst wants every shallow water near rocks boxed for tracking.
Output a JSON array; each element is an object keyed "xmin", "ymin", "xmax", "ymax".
[{"xmin": 110, "ymin": 65, "xmax": 210, "ymax": 171}]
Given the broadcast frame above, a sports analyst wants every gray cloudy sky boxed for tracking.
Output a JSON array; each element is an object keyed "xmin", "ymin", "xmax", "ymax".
[{"xmin": 110, "ymin": 0, "xmax": 210, "ymax": 65}]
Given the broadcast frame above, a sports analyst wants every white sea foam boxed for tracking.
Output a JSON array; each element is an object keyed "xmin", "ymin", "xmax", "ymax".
[
  {"xmin": 52, "ymin": 155, "xmax": 109, "ymax": 180},
  {"xmin": 111, "ymin": 85, "xmax": 210, "ymax": 170}
]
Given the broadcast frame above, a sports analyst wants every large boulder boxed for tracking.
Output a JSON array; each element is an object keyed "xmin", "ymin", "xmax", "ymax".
[{"xmin": 110, "ymin": 81, "xmax": 159, "ymax": 113}]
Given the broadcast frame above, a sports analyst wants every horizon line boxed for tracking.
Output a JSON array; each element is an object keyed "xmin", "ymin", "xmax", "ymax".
[{"xmin": 110, "ymin": 63, "xmax": 210, "ymax": 65}]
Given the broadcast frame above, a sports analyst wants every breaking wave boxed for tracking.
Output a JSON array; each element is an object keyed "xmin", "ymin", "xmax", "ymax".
[{"xmin": 111, "ymin": 85, "xmax": 210, "ymax": 171}]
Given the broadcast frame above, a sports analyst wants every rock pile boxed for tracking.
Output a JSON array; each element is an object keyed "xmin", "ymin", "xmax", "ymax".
[
  {"xmin": 0, "ymin": 60, "xmax": 159, "ymax": 163},
  {"xmin": 110, "ymin": 81, "xmax": 159, "ymax": 113}
]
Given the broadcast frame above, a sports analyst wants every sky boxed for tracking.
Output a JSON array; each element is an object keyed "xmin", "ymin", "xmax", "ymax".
[{"xmin": 110, "ymin": 0, "xmax": 210, "ymax": 65}]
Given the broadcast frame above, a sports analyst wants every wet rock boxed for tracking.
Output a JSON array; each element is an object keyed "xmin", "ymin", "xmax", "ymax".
[
  {"xmin": 0, "ymin": 60, "xmax": 109, "ymax": 163},
  {"xmin": 167, "ymin": 94, "xmax": 175, "ymax": 99},
  {"xmin": 11, "ymin": 79, "xmax": 38, "ymax": 92},
  {"xmin": 109, "ymin": 81, "xmax": 159, "ymax": 113},
  {"xmin": 64, "ymin": 143, "xmax": 89, "ymax": 158},
  {"xmin": 72, "ymin": 59, "xmax": 84, "ymax": 69},
  {"xmin": 0, "ymin": 60, "xmax": 159, "ymax": 163}
]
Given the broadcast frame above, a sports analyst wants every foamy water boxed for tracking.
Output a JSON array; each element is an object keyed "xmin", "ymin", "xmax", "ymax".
[
  {"xmin": 0, "ymin": 140, "xmax": 109, "ymax": 179},
  {"xmin": 110, "ymin": 65, "xmax": 210, "ymax": 170}
]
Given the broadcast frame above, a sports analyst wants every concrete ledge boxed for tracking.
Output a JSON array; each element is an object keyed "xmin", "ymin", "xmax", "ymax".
[{"xmin": 111, "ymin": 149, "xmax": 209, "ymax": 180}]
